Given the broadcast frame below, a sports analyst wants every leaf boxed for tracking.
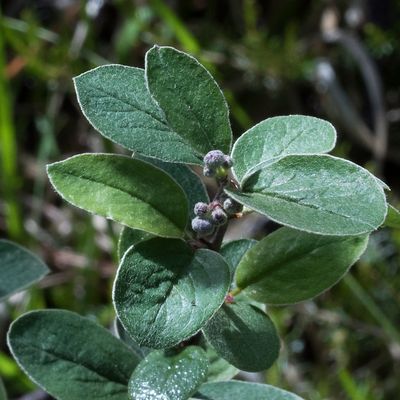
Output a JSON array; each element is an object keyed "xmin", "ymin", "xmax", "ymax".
[
  {"xmin": 113, "ymin": 238, "xmax": 231, "ymax": 349},
  {"xmin": 0, "ymin": 240, "xmax": 49, "ymax": 302},
  {"xmin": 203, "ymin": 302, "xmax": 279, "ymax": 371},
  {"xmin": 235, "ymin": 227, "xmax": 369, "ymax": 305},
  {"xmin": 384, "ymin": 204, "xmax": 400, "ymax": 229},
  {"xmin": 47, "ymin": 154, "xmax": 188, "ymax": 238},
  {"xmin": 7, "ymin": 310, "xmax": 140, "ymax": 400},
  {"xmin": 128, "ymin": 346, "xmax": 208, "ymax": 400},
  {"xmin": 118, "ymin": 227, "xmax": 154, "ymax": 261},
  {"xmin": 114, "ymin": 318, "xmax": 152, "ymax": 360},
  {"xmin": 205, "ymin": 346, "xmax": 238, "ymax": 382},
  {"xmin": 145, "ymin": 46, "xmax": 232, "ymax": 158},
  {"xmin": 220, "ymin": 239, "xmax": 257, "ymax": 277},
  {"xmin": 231, "ymin": 115, "xmax": 336, "ymax": 182},
  {"xmin": 0, "ymin": 378, "xmax": 6, "ymax": 400},
  {"xmin": 74, "ymin": 65, "xmax": 201, "ymax": 164},
  {"xmin": 136, "ymin": 155, "xmax": 209, "ymax": 220},
  {"xmin": 226, "ymin": 154, "xmax": 387, "ymax": 236},
  {"xmin": 195, "ymin": 381, "xmax": 305, "ymax": 400}
]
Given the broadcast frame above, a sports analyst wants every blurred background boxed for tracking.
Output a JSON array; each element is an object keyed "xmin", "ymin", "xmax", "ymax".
[{"xmin": 0, "ymin": 0, "xmax": 399, "ymax": 399}]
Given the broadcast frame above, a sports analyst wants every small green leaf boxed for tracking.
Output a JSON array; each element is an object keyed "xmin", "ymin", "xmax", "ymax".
[
  {"xmin": 226, "ymin": 154, "xmax": 387, "ymax": 236},
  {"xmin": 136, "ymin": 155, "xmax": 209, "ymax": 220},
  {"xmin": 384, "ymin": 204, "xmax": 400, "ymax": 229},
  {"xmin": 0, "ymin": 378, "xmax": 6, "ymax": 400},
  {"xmin": 203, "ymin": 303, "xmax": 279, "ymax": 371},
  {"xmin": 236, "ymin": 227, "xmax": 369, "ymax": 304},
  {"xmin": 128, "ymin": 346, "xmax": 208, "ymax": 400},
  {"xmin": 47, "ymin": 154, "xmax": 188, "ymax": 238},
  {"xmin": 220, "ymin": 239, "xmax": 257, "ymax": 277},
  {"xmin": 7, "ymin": 310, "xmax": 140, "ymax": 400},
  {"xmin": 113, "ymin": 238, "xmax": 231, "ymax": 349},
  {"xmin": 118, "ymin": 227, "xmax": 154, "ymax": 261},
  {"xmin": 205, "ymin": 346, "xmax": 238, "ymax": 382},
  {"xmin": 0, "ymin": 240, "xmax": 49, "ymax": 302},
  {"xmin": 196, "ymin": 381, "xmax": 304, "ymax": 400},
  {"xmin": 232, "ymin": 115, "xmax": 336, "ymax": 182},
  {"xmin": 74, "ymin": 65, "xmax": 201, "ymax": 164},
  {"xmin": 146, "ymin": 46, "xmax": 232, "ymax": 158}
]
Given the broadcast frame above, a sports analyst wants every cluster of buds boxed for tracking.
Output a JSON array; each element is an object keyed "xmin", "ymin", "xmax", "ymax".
[
  {"xmin": 203, "ymin": 150, "xmax": 233, "ymax": 179},
  {"xmin": 191, "ymin": 197, "xmax": 243, "ymax": 236}
]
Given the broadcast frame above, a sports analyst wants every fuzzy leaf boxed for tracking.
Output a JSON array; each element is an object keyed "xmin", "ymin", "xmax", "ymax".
[
  {"xmin": 220, "ymin": 239, "xmax": 257, "ymax": 277},
  {"xmin": 128, "ymin": 346, "xmax": 208, "ymax": 400},
  {"xmin": 113, "ymin": 238, "xmax": 231, "ymax": 349},
  {"xmin": 226, "ymin": 154, "xmax": 387, "ymax": 236},
  {"xmin": 203, "ymin": 303, "xmax": 279, "ymax": 371},
  {"xmin": 0, "ymin": 240, "xmax": 49, "ymax": 302},
  {"xmin": 74, "ymin": 65, "xmax": 202, "ymax": 164},
  {"xmin": 118, "ymin": 227, "xmax": 154, "ymax": 261},
  {"xmin": 7, "ymin": 310, "xmax": 140, "ymax": 400},
  {"xmin": 145, "ymin": 46, "xmax": 232, "ymax": 158},
  {"xmin": 236, "ymin": 227, "xmax": 369, "ymax": 304},
  {"xmin": 196, "ymin": 381, "xmax": 304, "ymax": 400},
  {"xmin": 384, "ymin": 204, "xmax": 400, "ymax": 229},
  {"xmin": 232, "ymin": 115, "xmax": 336, "ymax": 182},
  {"xmin": 47, "ymin": 154, "xmax": 188, "ymax": 238}
]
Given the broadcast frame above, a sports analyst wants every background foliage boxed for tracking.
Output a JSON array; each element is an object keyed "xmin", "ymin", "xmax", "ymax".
[{"xmin": 0, "ymin": 0, "xmax": 400, "ymax": 399}]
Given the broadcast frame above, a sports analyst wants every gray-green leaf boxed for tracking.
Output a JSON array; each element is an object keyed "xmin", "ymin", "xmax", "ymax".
[
  {"xmin": 236, "ymin": 227, "xmax": 369, "ymax": 304},
  {"xmin": 205, "ymin": 346, "xmax": 238, "ymax": 382},
  {"xmin": 384, "ymin": 204, "xmax": 400, "ymax": 229},
  {"xmin": 203, "ymin": 303, "xmax": 279, "ymax": 371},
  {"xmin": 0, "ymin": 240, "xmax": 49, "ymax": 302},
  {"xmin": 231, "ymin": 115, "xmax": 336, "ymax": 183},
  {"xmin": 196, "ymin": 381, "xmax": 304, "ymax": 400},
  {"xmin": 113, "ymin": 238, "xmax": 231, "ymax": 349},
  {"xmin": 118, "ymin": 227, "xmax": 154, "ymax": 261},
  {"xmin": 7, "ymin": 310, "xmax": 140, "ymax": 400},
  {"xmin": 226, "ymin": 154, "xmax": 387, "ymax": 236},
  {"xmin": 47, "ymin": 154, "xmax": 188, "ymax": 238},
  {"xmin": 74, "ymin": 65, "xmax": 201, "ymax": 164},
  {"xmin": 128, "ymin": 346, "xmax": 208, "ymax": 400},
  {"xmin": 220, "ymin": 239, "xmax": 257, "ymax": 277},
  {"xmin": 145, "ymin": 46, "xmax": 232, "ymax": 158}
]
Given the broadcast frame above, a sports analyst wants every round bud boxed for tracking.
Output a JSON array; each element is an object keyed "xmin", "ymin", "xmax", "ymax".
[
  {"xmin": 211, "ymin": 207, "xmax": 228, "ymax": 226},
  {"xmin": 203, "ymin": 150, "xmax": 226, "ymax": 168},
  {"xmin": 191, "ymin": 217, "xmax": 214, "ymax": 235},
  {"xmin": 223, "ymin": 197, "xmax": 243, "ymax": 215},
  {"xmin": 194, "ymin": 202, "xmax": 209, "ymax": 217},
  {"xmin": 203, "ymin": 166, "xmax": 215, "ymax": 177},
  {"xmin": 223, "ymin": 155, "xmax": 233, "ymax": 168}
]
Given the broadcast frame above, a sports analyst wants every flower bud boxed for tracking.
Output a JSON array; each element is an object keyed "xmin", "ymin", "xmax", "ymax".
[
  {"xmin": 203, "ymin": 150, "xmax": 226, "ymax": 168},
  {"xmin": 191, "ymin": 217, "xmax": 214, "ymax": 235},
  {"xmin": 194, "ymin": 202, "xmax": 209, "ymax": 217},
  {"xmin": 223, "ymin": 198, "xmax": 243, "ymax": 215},
  {"xmin": 211, "ymin": 207, "xmax": 228, "ymax": 226},
  {"xmin": 203, "ymin": 166, "xmax": 215, "ymax": 177}
]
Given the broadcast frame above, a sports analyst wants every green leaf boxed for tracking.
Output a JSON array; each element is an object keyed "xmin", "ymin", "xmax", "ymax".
[
  {"xmin": 236, "ymin": 227, "xmax": 369, "ymax": 305},
  {"xmin": 145, "ymin": 46, "xmax": 232, "ymax": 158},
  {"xmin": 226, "ymin": 154, "xmax": 387, "ymax": 236},
  {"xmin": 196, "ymin": 381, "xmax": 304, "ymax": 400},
  {"xmin": 232, "ymin": 115, "xmax": 336, "ymax": 183},
  {"xmin": 203, "ymin": 303, "xmax": 279, "ymax": 371},
  {"xmin": 0, "ymin": 378, "xmax": 6, "ymax": 400},
  {"xmin": 128, "ymin": 346, "xmax": 208, "ymax": 400},
  {"xmin": 0, "ymin": 240, "xmax": 49, "ymax": 302},
  {"xmin": 136, "ymin": 155, "xmax": 209, "ymax": 220},
  {"xmin": 384, "ymin": 204, "xmax": 400, "ymax": 229},
  {"xmin": 74, "ymin": 65, "xmax": 202, "ymax": 164},
  {"xmin": 7, "ymin": 310, "xmax": 140, "ymax": 400},
  {"xmin": 114, "ymin": 318, "xmax": 151, "ymax": 360},
  {"xmin": 205, "ymin": 346, "xmax": 238, "ymax": 382},
  {"xmin": 220, "ymin": 239, "xmax": 257, "ymax": 277},
  {"xmin": 113, "ymin": 238, "xmax": 231, "ymax": 349},
  {"xmin": 118, "ymin": 227, "xmax": 154, "ymax": 261},
  {"xmin": 47, "ymin": 154, "xmax": 188, "ymax": 238}
]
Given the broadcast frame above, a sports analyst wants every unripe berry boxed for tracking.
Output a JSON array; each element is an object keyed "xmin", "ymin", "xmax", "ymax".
[
  {"xmin": 191, "ymin": 217, "xmax": 214, "ymax": 235},
  {"xmin": 194, "ymin": 202, "xmax": 209, "ymax": 217},
  {"xmin": 223, "ymin": 198, "xmax": 243, "ymax": 215},
  {"xmin": 211, "ymin": 207, "xmax": 228, "ymax": 226}
]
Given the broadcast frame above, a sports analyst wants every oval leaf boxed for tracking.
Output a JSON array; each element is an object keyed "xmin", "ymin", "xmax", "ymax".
[
  {"xmin": 47, "ymin": 154, "xmax": 188, "ymax": 238},
  {"xmin": 226, "ymin": 154, "xmax": 387, "ymax": 236},
  {"xmin": 113, "ymin": 238, "xmax": 231, "ymax": 349},
  {"xmin": 196, "ymin": 381, "xmax": 304, "ymax": 400},
  {"xmin": 7, "ymin": 310, "xmax": 140, "ymax": 400},
  {"xmin": 74, "ymin": 65, "xmax": 201, "ymax": 164},
  {"xmin": 203, "ymin": 303, "xmax": 279, "ymax": 372},
  {"xmin": 0, "ymin": 240, "xmax": 49, "ymax": 302},
  {"xmin": 236, "ymin": 227, "xmax": 369, "ymax": 304},
  {"xmin": 118, "ymin": 227, "xmax": 154, "ymax": 261},
  {"xmin": 232, "ymin": 115, "xmax": 336, "ymax": 182},
  {"xmin": 205, "ymin": 346, "xmax": 238, "ymax": 382},
  {"xmin": 145, "ymin": 46, "xmax": 232, "ymax": 157},
  {"xmin": 128, "ymin": 346, "xmax": 208, "ymax": 400},
  {"xmin": 220, "ymin": 239, "xmax": 257, "ymax": 277}
]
